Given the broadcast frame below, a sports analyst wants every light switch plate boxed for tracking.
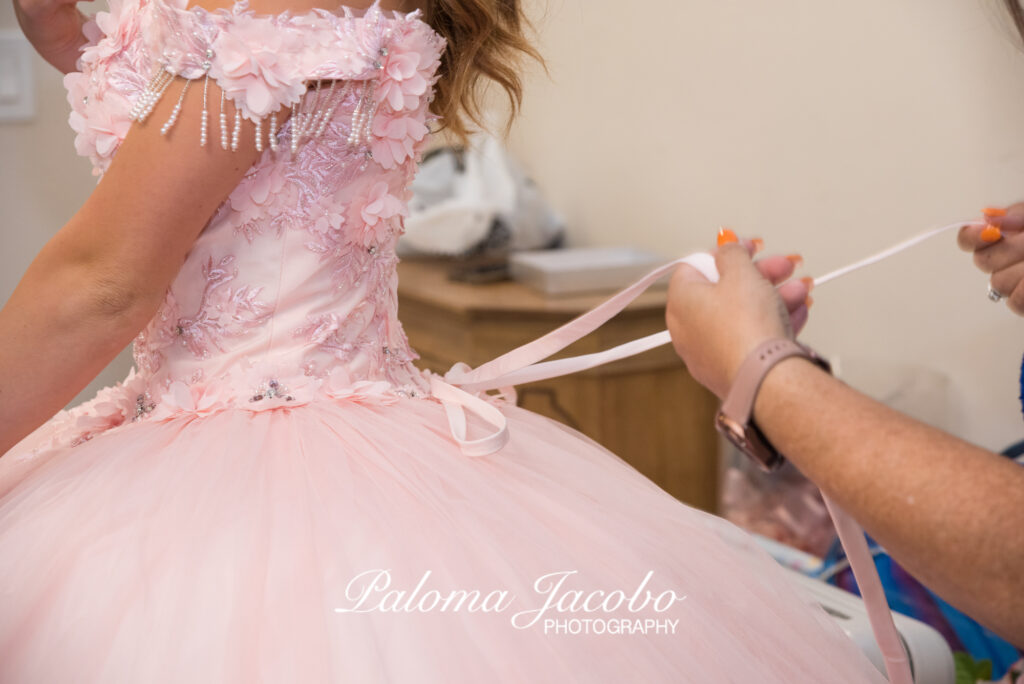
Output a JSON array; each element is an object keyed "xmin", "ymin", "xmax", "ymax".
[{"xmin": 0, "ymin": 30, "xmax": 35, "ymax": 122}]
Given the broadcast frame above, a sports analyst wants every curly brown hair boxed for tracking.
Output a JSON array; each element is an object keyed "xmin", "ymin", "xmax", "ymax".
[{"xmin": 423, "ymin": 0, "xmax": 544, "ymax": 141}]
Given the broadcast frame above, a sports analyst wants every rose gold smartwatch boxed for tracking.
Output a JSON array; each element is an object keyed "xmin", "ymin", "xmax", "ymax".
[{"xmin": 715, "ymin": 338, "xmax": 832, "ymax": 472}]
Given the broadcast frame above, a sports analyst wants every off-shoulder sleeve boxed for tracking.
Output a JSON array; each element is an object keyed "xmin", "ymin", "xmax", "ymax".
[{"xmin": 130, "ymin": 0, "xmax": 444, "ymax": 152}]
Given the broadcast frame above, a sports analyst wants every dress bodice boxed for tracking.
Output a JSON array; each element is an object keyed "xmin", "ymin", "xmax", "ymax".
[{"xmin": 51, "ymin": 0, "xmax": 446, "ymax": 447}]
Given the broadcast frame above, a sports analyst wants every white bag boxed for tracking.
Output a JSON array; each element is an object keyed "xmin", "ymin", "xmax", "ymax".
[{"xmin": 398, "ymin": 133, "xmax": 564, "ymax": 257}]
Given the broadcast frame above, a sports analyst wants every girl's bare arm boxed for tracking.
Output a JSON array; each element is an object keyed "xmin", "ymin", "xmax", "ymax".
[{"xmin": 0, "ymin": 77, "xmax": 264, "ymax": 454}]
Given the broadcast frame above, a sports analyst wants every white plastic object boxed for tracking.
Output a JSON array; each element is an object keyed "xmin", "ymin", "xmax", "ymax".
[
  {"xmin": 783, "ymin": 567, "xmax": 955, "ymax": 684},
  {"xmin": 509, "ymin": 246, "xmax": 667, "ymax": 296}
]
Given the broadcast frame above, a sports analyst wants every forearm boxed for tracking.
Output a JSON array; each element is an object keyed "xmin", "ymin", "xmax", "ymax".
[
  {"xmin": 0, "ymin": 255, "xmax": 151, "ymax": 455},
  {"xmin": 754, "ymin": 357, "xmax": 1024, "ymax": 645},
  {"xmin": 13, "ymin": 1, "xmax": 89, "ymax": 74}
]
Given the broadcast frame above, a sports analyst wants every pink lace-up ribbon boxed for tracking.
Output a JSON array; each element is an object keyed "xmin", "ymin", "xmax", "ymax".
[
  {"xmin": 426, "ymin": 252, "xmax": 718, "ymax": 457},
  {"xmin": 429, "ymin": 220, "xmax": 979, "ymax": 684}
]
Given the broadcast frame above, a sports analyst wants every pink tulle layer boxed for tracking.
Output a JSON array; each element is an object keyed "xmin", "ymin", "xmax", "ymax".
[{"xmin": 0, "ymin": 398, "xmax": 885, "ymax": 683}]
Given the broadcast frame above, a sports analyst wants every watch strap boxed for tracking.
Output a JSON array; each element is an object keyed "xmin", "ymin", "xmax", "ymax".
[{"xmin": 720, "ymin": 338, "xmax": 815, "ymax": 425}]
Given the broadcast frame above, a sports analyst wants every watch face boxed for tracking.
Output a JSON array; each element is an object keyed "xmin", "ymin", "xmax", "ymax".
[
  {"xmin": 715, "ymin": 412, "xmax": 785, "ymax": 473},
  {"xmin": 745, "ymin": 423, "xmax": 786, "ymax": 473},
  {"xmin": 715, "ymin": 413, "xmax": 748, "ymax": 448}
]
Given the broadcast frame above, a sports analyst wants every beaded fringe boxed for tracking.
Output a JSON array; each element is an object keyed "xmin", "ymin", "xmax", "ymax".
[{"xmin": 130, "ymin": 67, "xmax": 373, "ymax": 154}]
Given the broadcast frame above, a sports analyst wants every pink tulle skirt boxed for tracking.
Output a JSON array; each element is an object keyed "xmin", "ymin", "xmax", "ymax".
[{"xmin": 0, "ymin": 397, "xmax": 885, "ymax": 682}]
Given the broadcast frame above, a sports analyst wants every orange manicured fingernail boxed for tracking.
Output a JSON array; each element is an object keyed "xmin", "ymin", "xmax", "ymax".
[
  {"xmin": 800, "ymin": 277, "xmax": 815, "ymax": 291},
  {"xmin": 983, "ymin": 207, "xmax": 1008, "ymax": 218},
  {"xmin": 717, "ymin": 228, "xmax": 738, "ymax": 246},
  {"xmin": 805, "ymin": 295, "xmax": 814, "ymax": 308},
  {"xmin": 981, "ymin": 224, "xmax": 1003, "ymax": 243},
  {"xmin": 786, "ymin": 254, "xmax": 804, "ymax": 267},
  {"xmin": 751, "ymin": 238, "xmax": 765, "ymax": 253}
]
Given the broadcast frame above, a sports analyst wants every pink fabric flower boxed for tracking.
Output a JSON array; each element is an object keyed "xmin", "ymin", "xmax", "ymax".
[
  {"xmin": 374, "ymin": 27, "xmax": 440, "ymax": 112},
  {"xmin": 83, "ymin": 0, "xmax": 140, "ymax": 66},
  {"xmin": 370, "ymin": 113, "xmax": 428, "ymax": 170},
  {"xmin": 120, "ymin": 367, "xmax": 152, "ymax": 402},
  {"xmin": 310, "ymin": 196, "xmax": 347, "ymax": 234},
  {"xmin": 64, "ymin": 71, "xmax": 89, "ymax": 111},
  {"xmin": 69, "ymin": 388, "xmax": 130, "ymax": 440},
  {"xmin": 209, "ymin": 16, "xmax": 307, "ymax": 119},
  {"xmin": 353, "ymin": 182, "xmax": 407, "ymax": 247},
  {"xmin": 81, "ymin": 16, "xmax": 104, "ymax": 48},
  {"xmin": 229, "ymin": 164, "xmax": 290, "ymax": 227},
  {"xmin": 324, "ymin": 366, "xmax": 399, "ymax": 405},
  {"xmin": 45, "ymin": 374, "xmax": 144, "ymax": 447},
  {"xmin": 61, "ymin": 0, "xmax": 138, "ymax": 175},
  {"xmin": 66, "ymin": 74, "xmax": 132, "ymax": 173},
  {"xmin": 149, "ymin": 380, "xmax": 237, "ymax": 420}
]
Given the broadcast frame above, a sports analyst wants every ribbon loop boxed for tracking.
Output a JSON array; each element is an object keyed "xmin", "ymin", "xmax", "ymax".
[
  {"xmin": 431, "ymin": 253, "xmax": 717, "ymax": 457},
  {"xmin": 428, "ymin": 372, "xmax": 510, "ymax": 457}
]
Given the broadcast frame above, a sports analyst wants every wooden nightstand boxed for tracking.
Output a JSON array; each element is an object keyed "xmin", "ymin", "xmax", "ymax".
[{"xmin": 396, "ymin": 257, "xmax": 721, "ymax": 513}]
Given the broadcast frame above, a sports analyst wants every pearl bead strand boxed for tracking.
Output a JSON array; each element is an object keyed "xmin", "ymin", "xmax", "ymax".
[
  {"xmin": 326, "ymin": 81, "xmax": 353, "ymax": 136},
  {"xmin": 362, "ymin": 92, "xmax": 378, "ymax": 143},
  {"xmin": 290, "ymin": 103, "xmax": 300, "ymax": 155},
  {"xmin": 219, "ymin": 90, "xmax": 229, "ymax": 150},
  {"xmin": 305, "ymin": 81, "xmax": 325, "ymax": 138},
  {"xmin": 130, "ymin": 69, "xmax": 165, "ymax": 121},
  {"xmin": 159, "ymin": 77, "xmax": 192, "ymax": 136},
  {"xmin": 199, "ymin": 75, "xmax": 209, "ymax": 146},
  {"xmin": 231, "ymin": 108, "xmax": 241, "ymax": 152},
  {"xmin": 268, "ymin": 114, "xmax": 279, "ymax": 153},
  {"xmin": 347, "ymin": 81, "xmax": 371, "ymax": 147},
  {"xmin": 132, "ymin": 68, "xmax": 174, "ymax": 124},
  {"xmin": 311, "ymin": 80, "xmax": 338, "ymax": 136}
]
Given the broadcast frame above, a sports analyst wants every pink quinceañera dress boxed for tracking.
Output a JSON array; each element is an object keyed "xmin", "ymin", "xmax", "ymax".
[{"xmin": 0, "ymin": 1, "xmax": 889, "ymax": 681}]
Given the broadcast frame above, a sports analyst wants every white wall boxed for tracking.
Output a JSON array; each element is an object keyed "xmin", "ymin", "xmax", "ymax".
[
  {"xmin": 506, "ymin": 0, "xmax": 1024, "ymax": 451},
  {"xmin": 2, "ymin": 0, "xmax": 1022, "ymax": 451}
]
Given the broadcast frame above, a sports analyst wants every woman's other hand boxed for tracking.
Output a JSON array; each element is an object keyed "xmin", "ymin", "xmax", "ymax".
[
  {"xmin": 665, "ymin": 237, "xmax": 812, "ymax": 400},
  {"xmin": 959, "ymin": 204, "xmax": 1024, "ymax": 314},
  {"xmin": 14, "ymin": 0, "xmax": 92, "ymax": 74}
]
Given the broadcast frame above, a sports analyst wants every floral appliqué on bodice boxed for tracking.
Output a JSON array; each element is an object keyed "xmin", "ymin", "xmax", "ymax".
[{"xmin": 39, "ymin": 0, "xmax": 447, "ymax": 451}]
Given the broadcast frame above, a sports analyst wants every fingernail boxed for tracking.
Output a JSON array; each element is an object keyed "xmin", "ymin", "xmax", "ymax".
[
  {"xmin": 983, "ymin": 207, "xmax": 1008, "ymax": 218},
  {"xmin": 786, "ymin": 254, "xmax": 804, "ymax": 267},
  {"xmin": 800, "ymin": 276, "xmax": 815, "ymax": 291},
  {"xmin": 751, "ymin": 238, "xmax": 765, "ymax": 253},
  {"xmin": 981, "ymin": 225, "xmax": 1003, "ymax": 243},
  {"xmin": 717, "ymin": 228, "xmax": 738, "ymax": 246},
  {"xmin": 805, "ymin": 295, "xmax": 814, "ymax": 308}
]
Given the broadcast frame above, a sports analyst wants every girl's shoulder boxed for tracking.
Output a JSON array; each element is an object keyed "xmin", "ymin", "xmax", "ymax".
[
  {"xmin": 134, "ymin": 0, "xmax": 444, "ymax": 120},
  {"xmin": 69, "ymin": 0, "xmax": 444, "ymax": 169}
]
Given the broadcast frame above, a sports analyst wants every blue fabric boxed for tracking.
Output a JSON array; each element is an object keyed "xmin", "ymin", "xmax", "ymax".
[
  {"xmin": 821, "ymin": 537, "xmax": 1021, "ymax": 678},
  {"xmin": 1019, "ymin": 350, "xmax": 1024, "ymax": 416}
]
